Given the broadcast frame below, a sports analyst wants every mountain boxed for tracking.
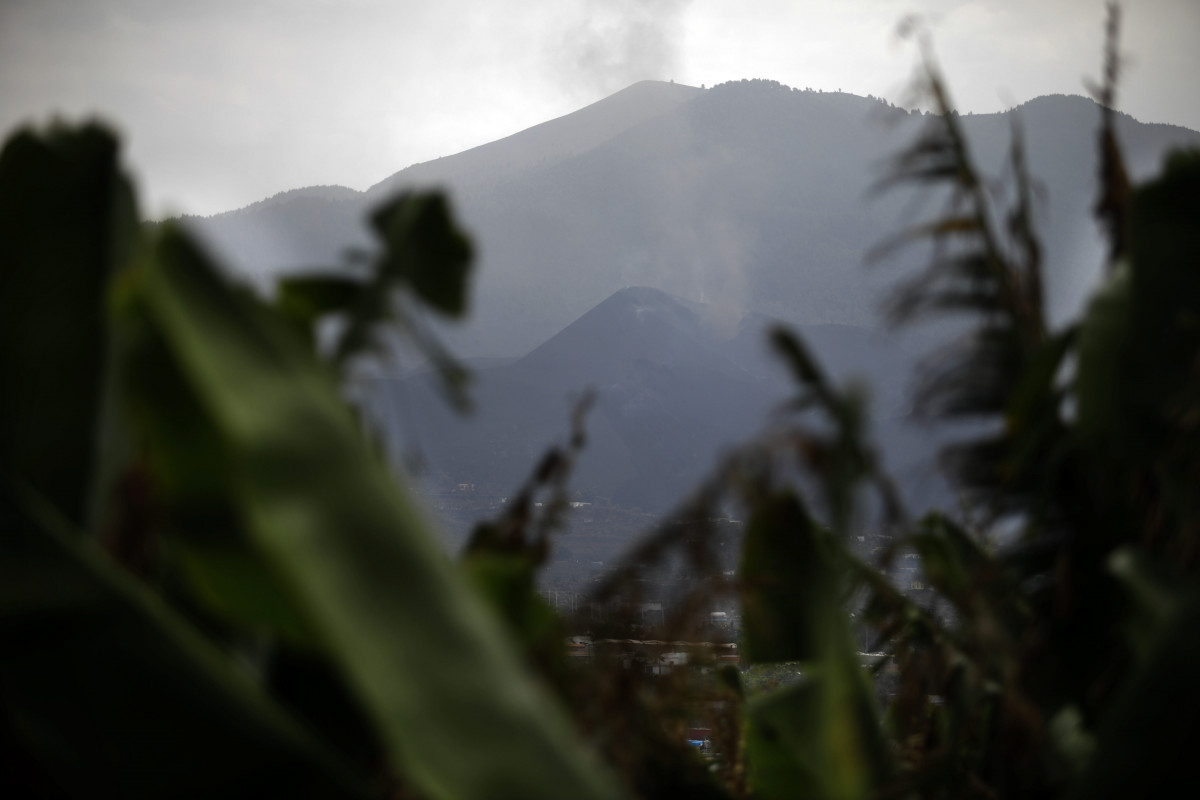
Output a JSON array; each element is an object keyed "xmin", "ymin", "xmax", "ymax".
[
  {"xmin": 366, "ymin": 80, "xmax": 704, "ymax": 202},
  {"xmin": 364, "ymin": 286, "xmax": 949, "ymax": 519},
  {"xmin": 182, "ymin": 79, "xmax": 1198, "ymax": 536},
  {"xmin": 185, "ymin": 79, "xmax": 1200, "ymax": 359},
  {"xmin": 367, "ymin": 286, "xmax": 767, "ymax": 513},
  {"xmin": 185, "ymin": 80, "xmax": 702, "ymax": 291}
]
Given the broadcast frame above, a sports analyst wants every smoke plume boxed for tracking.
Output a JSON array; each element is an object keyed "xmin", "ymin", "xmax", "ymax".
[{"xmin": 548, "ymin": 0, "xmax": 693, "ymax": 99}]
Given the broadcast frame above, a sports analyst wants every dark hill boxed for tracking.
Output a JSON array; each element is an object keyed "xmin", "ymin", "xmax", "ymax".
[
  {"xmin": 517, "ymin": 286, "xmax": 749, "ymax": 384},
  {"xmin": 365, "ymin": 286, "xmax": 948, "ymax": 518},
  {"xmin": 181, "ymin": 80, "xmax": 1198, "ymax": 529},
  {"xmin": 368, "ymin": 286, "xmax": 769, "ymax": 513}
]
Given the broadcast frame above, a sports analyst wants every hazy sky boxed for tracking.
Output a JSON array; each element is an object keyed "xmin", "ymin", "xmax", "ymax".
[{"xmin": 2, "ymin": 0, "xmax": 1196, "ymax": 217}]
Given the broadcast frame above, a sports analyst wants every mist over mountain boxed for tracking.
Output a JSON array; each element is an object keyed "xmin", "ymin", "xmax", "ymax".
[{"xmin": 184, "ymin": 79, "xmax": 1199, "ymax": 528}]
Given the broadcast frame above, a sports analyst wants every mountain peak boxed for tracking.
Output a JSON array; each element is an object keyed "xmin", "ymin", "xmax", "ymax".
[
  {"xmin": 516, "ymin": 285, "xmax": 741, "ymax": 386},
  {"xmin": 367, "ymin": 81, "xmax": 702, "ymax": 199}
]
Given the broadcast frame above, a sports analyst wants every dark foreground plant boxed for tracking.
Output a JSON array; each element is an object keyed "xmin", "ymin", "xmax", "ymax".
[
  {"xmin": 571, "ymin": 7, "xmax": 1200, "ymax": 799},
  {"xmin": 3, "ymin": 6, "xmax": 1198, "ymax": 798}
]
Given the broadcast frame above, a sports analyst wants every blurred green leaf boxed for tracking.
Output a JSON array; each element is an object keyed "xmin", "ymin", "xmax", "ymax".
[
  {"xmin": 370, "ymin": 191, "xmax": 472, "ymax": 317},
  {"xmin": 462, "ymin": 550, "xmax": 563, "ymax": 662},
  {"xmin": 745, "ymin": 680, "xmax": 826, "ymax": 798},
  {"xmin": 740, "ymin": 492, "xmax": 890, "ymax": 799},
  {"xmin": 739, "ymin": 492, "xmax": 836, "ymax": 664},
  {"xmin": 1069, "ymin": 590, "xmax": 1200, "ymax": 800},
  {"xmin": 332, "ymin": 190, "xmax": 473, "ymax": 367},
  {"xmin": 274, "ymin": 273, "xmax": 363, "ymax": 350},
  {"xmin": 910, "ymin": 513, "xmax": 991, "ymax": 609},
  {"xmin": 770, "ymin": 325, "xmax": 830, "ymax": 397},
  {"xmin": 1074, "ymin": 261, "xmax": 1133, "ymax": 448},
  {"xmin": 114, "ymin": 257, "xmax": 320, "ymax": 645},
  {"xmin": 277, "ymin": 274, "xmax": 364, "ymax": 321},
  {"xmin": 121, "ymin": 226, "xmax": 620, "ymax": 800},
  {"xmin": 746, "ymin": 657, "xmax": 889, "ymax": 800},
  {"xmin": 174, "ymin": 541, "xmax": 320, "ymax": 646},
  {"xmin": 0, "ymin": 480, "xmax": 372, "ymax": 800}
]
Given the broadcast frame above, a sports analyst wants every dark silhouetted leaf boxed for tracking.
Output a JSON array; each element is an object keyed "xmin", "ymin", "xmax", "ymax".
[
  {"xmin": 370, "ymin": 191, "xmax": 472, "ymax": 317},
  {"xmin": 0, "ymin": 123, "xmax": 137, "ymax": 533},
  {"xmin": 121, "ymin": 226, "xmax": 619, "ymax": 800},
  {"xmin": 739, "ymin": 492, "xmax": 837, "ymax": 664},
  {"xmin": 0, "ymin": 481, "xmax": 372, "ymax": 800}
]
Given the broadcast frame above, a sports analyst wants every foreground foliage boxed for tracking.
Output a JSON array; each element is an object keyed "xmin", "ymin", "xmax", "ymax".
[{"xmin": 2, "ymin": 12, "xmax": 1197, "ymax": 798}]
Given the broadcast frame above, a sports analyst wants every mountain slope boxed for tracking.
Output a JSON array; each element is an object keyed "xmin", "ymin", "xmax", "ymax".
[
  {"xmin": 366, "ymin": 80, "xmax": 703, "ymax": 201},
  {"xmin": 186, "ymin": 80, "xmax": 701, "ymax": 284},
  {"xmin": 368, "ymin": 286, "xmax": 767, "ymax": 511},
  {"xmin": 185, "ymin": 79, "xmax": 1200, "ymax": 359},
  {"xmin": 364, "ymin": 286, "xmax": 948, "ymax": 518},
  {"xmin": 449, "ymin": 82, "xmax": 1200, "ymax": 356}
]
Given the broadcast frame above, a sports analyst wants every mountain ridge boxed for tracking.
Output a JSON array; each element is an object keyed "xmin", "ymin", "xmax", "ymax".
[
  {"xmin": 365, "ymin": 80, "xmax": 703, "ymax": 201},
  {"xmin": 365, "ymin": 283, "xmax": 946, "ymax": 519},
  {"xmin": 184, "ymin": 79, "xmax": 1200, "ymax": 355}
]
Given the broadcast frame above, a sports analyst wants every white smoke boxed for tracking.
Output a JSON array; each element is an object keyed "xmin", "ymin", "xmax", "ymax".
[{"xmin": 547, "ymin": 0, "xmax": 693, "ymax": 99}]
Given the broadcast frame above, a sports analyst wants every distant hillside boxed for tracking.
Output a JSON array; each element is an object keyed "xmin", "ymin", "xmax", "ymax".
[
  {"xmin": 366, "ymin": 286, "xmax": 761, "ymax": 512},
  {"xmin": 366, "ymin": 80, "xmax": 704, "ymax": 201},
  {"xmin": 185, "ymin": 79, "xmax": 1200, "ymax": 359},
  {"xmin": 364, "ymin": 286, "xmax": 948, "ymax": 517},
  {"xmin": 186, "ymin": 80, "xmax": 703, "ymax": 290}
]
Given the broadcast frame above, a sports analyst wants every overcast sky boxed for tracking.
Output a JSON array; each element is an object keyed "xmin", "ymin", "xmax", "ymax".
[{"xmin": 2, "ymin": 0, "xmax": 1196, "ymax": 217}]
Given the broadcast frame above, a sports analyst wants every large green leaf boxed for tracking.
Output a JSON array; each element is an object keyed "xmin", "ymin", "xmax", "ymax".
[
  {"xmin": 1069, "ymin": 585, "xmax": 1200, "ymax": 800},
  {"xmin": 332, "ymin": 190, "xmax": 473, "ymax": 365},
  {"xmin": 274, "ymin": 273, "xmax": 364, "ymax": 352},
  {"xmin": 370, "ymin": 191, "xmax": 472, "ymax": 317},
  {"xmin": 739, "ymin": 492, "xmax": 836, "ymax": 664},
  {"xmin": 0, "ymin": 121, "xmax": 369, "ymax": 798},
  {"xmin": 0, "ymin": 481, "xmax": 371, "ymax": 800},
  {"xmin": 745, "ymin": 655, "xmax": 889, "ymax": 800},
  {"xmin": 1074, "ymin": 148, "xmax": 1200, "ymax": 553},
  {"xmin": 739, "ymin": 492, "xmax": 890, "ymax": 799},
  {"xmin": 121, "ymin": 226, "xmax": 621, "ymax": 800},
  {"xmin": 115, "ymin": 269, "xmax": 321, "ymax": 645}
]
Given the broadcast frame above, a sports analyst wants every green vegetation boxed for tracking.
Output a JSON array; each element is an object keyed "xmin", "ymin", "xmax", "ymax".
[{"xmin": 3, "ymin": 12, "xmax": 1198, "ymax": 799}]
